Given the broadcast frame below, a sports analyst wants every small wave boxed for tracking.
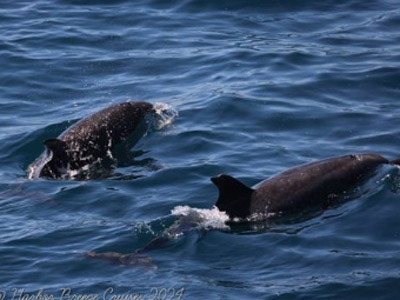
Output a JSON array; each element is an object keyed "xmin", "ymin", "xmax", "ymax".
[
  {"xmin": 152, "ymin": 102, "xmax": 178, "ymax": 130},
  {"xmin": 171, "ymin": 205, "xmax": 230, "ymax": 230}
]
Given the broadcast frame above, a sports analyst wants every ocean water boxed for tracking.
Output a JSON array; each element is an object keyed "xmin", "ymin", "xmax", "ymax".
[{"xmin": 1, "ymin": 0, "xmax": 400, "ymax": 299}]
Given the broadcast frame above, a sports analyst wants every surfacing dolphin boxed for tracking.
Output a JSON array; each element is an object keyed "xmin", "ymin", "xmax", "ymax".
[
  {"xmin": 28, "ymin": 101, "xmax": 157, "ymax": 180},
  {"xmin": 85, "ymin": 153, "xmax": 400, "ymax": 268},
  {"xmin": 212, "ymin": 153, "xmax": 400, "ymax": 220}
]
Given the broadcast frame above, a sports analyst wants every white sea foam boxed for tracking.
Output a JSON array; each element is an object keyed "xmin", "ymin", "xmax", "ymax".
[
  {"xmin": 152, "ymin": 102, "xmax": 178, "ymax": 130},
  {"xmin": 171, "ymin": 205, "xmax": 230, "ymax": 230}
]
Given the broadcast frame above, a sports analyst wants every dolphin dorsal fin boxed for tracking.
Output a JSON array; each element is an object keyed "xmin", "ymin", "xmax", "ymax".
[
  {"xmin": 44, "ymin": 139, "xmax": 68, "ymax": 157},
  {"xmin": 211, "ymin": 174, "xmax": 254, "ymax": 219}
]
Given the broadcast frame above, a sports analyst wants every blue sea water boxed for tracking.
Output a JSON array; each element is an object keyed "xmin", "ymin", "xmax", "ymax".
[{"xmin": 1, "ymin": 0, "xmax": 400, "ymax": 299}]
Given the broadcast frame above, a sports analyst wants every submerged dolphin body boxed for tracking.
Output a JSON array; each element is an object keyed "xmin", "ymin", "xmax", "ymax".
[
  {"xmin": 28, "ymin": 102, "xmax": 155, "ymax": 179},
  {"xmin": 83, "ymin": 205, "xmax": 230, "ymax": 268},
  {"xmin": 84, "ymin": 212, "xmax": 208, "ymax": 269},
  {"xmin": 212, "ymin": 153, "xmax": 400, "ymax": 220}
]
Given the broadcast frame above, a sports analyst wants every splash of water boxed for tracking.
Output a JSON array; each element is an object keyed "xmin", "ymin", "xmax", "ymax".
[
  {"xmin": 152, "ymin": 102, "xmax": 178, "ymax": 130},
  {"xmin": 171, "ymin": 205, "xmax": 230, "ymax": 230}
]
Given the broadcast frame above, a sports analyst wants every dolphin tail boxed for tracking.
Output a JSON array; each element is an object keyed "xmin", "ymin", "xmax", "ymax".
[
  {"xmin": 83, "ymin": 251, "xmax": 157, "ymax": 270},
  {"xmin": 211, "ymin": 174, "xmax": 254, "ymax": 219},
  {"xmin": 390, "ymin": 159, "xmax": 400, "ymax": 167}
]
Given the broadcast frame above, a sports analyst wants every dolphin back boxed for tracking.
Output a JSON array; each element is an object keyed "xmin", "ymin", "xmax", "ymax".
[{"xmin": 28, "ymin": 101, "xmax": 155, "ymax": 179}]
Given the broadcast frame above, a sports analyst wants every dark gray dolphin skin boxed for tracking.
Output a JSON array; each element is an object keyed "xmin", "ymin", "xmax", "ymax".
[
  {"xmin": 212, "ymin": 153, "xmax": 400, "ymax": 219},
  {"xmin": 28, "ymin": 101, "xmax": 154, "ymax": 179}
]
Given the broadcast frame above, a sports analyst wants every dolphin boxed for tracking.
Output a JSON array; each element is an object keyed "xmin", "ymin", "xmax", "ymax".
[
  {"xmin": 211, "ymin": 153, "xmax": 400, "ymax": 220},
  {"xmin": 85, "ymin": 153, "xmax": 400, "ymax": 267},
  {"xmin": 27, "ymin": 101, "xmax": 155, "ymax": 179}
]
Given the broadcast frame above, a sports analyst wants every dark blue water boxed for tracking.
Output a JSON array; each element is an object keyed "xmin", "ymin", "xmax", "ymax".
[{"xmin": 1, "ymin": 0, "xmax": 400, "ymax": 299}]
